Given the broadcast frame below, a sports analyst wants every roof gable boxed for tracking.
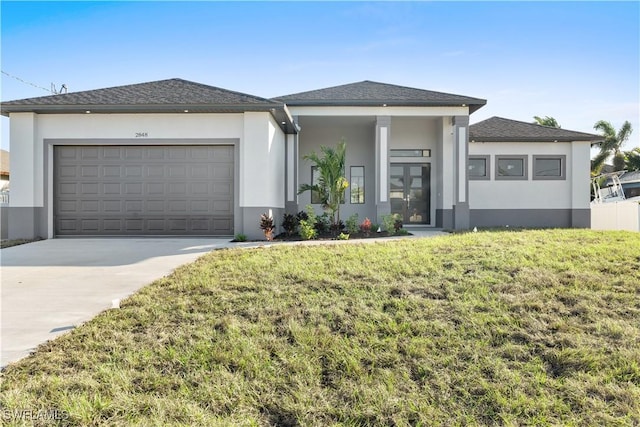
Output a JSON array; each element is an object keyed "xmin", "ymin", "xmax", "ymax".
[
  {"xmin": 274, "ymin": 80, "xmax": 486, "ymax": 113},
  {"xmin": 469, "ymin": 116, "xmax": 603, "ymax": 142}
]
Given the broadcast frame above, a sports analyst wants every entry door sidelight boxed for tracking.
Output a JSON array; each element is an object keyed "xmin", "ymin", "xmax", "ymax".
[{"xmin": 390, "ymin": 164, "xmax": 431, "ymax": 224}]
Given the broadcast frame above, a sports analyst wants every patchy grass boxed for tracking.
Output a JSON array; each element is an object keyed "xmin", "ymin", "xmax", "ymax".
[
  {"xmin": 0, "ymin": 237, "xmax": 42, "ymax": 249},
  {"xmin": 1, "ymin": 229, "xmax": 639, "ymax": 426}
]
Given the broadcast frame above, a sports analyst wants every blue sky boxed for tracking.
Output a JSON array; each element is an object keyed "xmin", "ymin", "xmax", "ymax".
[{"xmin": 2, "ymin": 1, "xmax": 639, "ymax": 153}]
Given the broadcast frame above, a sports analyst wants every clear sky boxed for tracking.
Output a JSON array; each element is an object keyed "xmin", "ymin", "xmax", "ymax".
[{"xmin": 1, "ymin": 1, "xmax": 639, "ymax": 153}]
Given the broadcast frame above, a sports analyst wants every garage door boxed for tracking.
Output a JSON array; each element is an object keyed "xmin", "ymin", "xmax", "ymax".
[{"xmin": 54, "ymin": 145, "xmax": 234, "ymax": 236}]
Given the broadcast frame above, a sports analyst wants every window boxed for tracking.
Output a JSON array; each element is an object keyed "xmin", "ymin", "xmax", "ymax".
[
  {"xmin": 350, "ymin": 166, "xmax": 365, "ymax": 204},
  {"xmin": 496, "ymin": 155, "xmax": 528, "ymax": 180},
  {"xmin": 390, "ymin": 149, "xmax": 431, "ymax": 158},
  {"xmin": 533, "ymin": 155, "xmax": 566, "ymax": 180},
  {"xmin": 468, "ymin": 156, "xmax": 490, "ymax": 180},
  {"xmin": 311, "ymin": 166, "xmax": 321, "ymax": 204}
]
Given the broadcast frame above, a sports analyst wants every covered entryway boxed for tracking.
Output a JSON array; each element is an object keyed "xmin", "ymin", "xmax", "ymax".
[
  {"xmin": 54, "ymin": 145, "xmax": 234, "ymax": 236},
  {"xmin": 390, "ymin": 163, "xmax": 431, "ymax": 224}
]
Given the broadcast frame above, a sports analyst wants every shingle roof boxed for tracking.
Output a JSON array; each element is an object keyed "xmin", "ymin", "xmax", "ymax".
[
  {"xmin": 619, "ymin": 170, "xmax": 640, "ymax": 183},
  {"xmin": 1, "ymin": 78, "xmax": 297, "ymax": 133},
  {"xmin": 2, "ymin": 78, "xmax": 277, "ymax": 109},
  {"xmin": 469, "ymin": 116, "xmax": 603, "ymax": 142},
  {"xmin": 273, "ymin": 80, "xmax": 486, "ymax": 113}
]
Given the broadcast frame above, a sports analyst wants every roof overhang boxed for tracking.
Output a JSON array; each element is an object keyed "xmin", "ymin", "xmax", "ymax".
[{"xmin": 1, "ymin": 103, "xmax": 298, "ymax": 134}]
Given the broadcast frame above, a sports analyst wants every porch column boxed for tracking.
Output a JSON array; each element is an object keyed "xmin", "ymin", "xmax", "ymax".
[
  {"xmin": 453, "ymin": 115, "xmax": 470, "ymax": 230},
  {"xmin": 285, "ymin": 118, "xmax": 299, "ymax": 214},
  {"xmin": 375, "ymin": 116, "xmax": 391, "ymax": 222}
]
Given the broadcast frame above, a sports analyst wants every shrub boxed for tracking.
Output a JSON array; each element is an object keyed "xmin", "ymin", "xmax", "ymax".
[
  {"xmin": 381, "ymin": 214, "xmax": 401, "ymax": 235},
  {"xmin": 299, "ymin": 220, "xmax": 317, "ymax": 240},
  {"xmin": 345, "ymin": 213, "xmax": 359, "ymax": 235},
  {"xmin": 233, "ymin": 233, "xmax": 247, "ymax": 242},
  {"xmin": 360, "ymin": 217, "xmax": 372, "ymax": 236},
  {"xmin": 299, "ymin": 205, "xmax": 318, "ymax": 240},
  {"xmin": 315, "ymin": 213, "xmax": 331, "ymax": 234},
  {"xmin": 282, "ymin": 213, "xmax": 298, "ymax": 236},
  {"xmin": 394, "ymin": 217, "xmax": 403, "ymax": 233},
  {"xmin": 336, "ymin": 232, "xmax": 350, "ymax": 240},
  {"xmin": 396, "ymin": 228, "xmax": 409, "ymax": 236},
  {"xmin": 259, "ymin": 213, "xmax": 275, "ymax": 241}
]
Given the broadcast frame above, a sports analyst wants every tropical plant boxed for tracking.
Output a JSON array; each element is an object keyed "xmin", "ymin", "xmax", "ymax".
[
  {"xmin": 298, "ymin": 205, "xmax": 317, "ymax": 240},
  {"xmin": 591, "ymin": 120, "xmax": 633, "ymax": 174},
  {"xmin": 345, "ymin": 213, "xmax": 360, "ymax": 235},
  {"xmin": 259, "ymin": 213, "xmax": 275, "ymax": 241},
  {"xmin": 381, "ymin": 213, "xmax": 400, "ymax": 235},
  {"xmin": 298, "ymin": 140, "xmax": 348, "ymax": 230},
  {"xmin": 624, "ymin": 147, "xmax": 640, "ymax": 171},
  {"xmin": 336, "ymin": 232, "xmax": 350, "ymax": 240},
  {"xmin": 533, "ymin": 116, "xmax": 561, "ymax": 128},
  {"xmin": 360, "ymin": 217, "xmax": 372, "ymax": 237},
  {"xmin": 282, "ymin": 213, "xmax": 298, "ymax": 236}
]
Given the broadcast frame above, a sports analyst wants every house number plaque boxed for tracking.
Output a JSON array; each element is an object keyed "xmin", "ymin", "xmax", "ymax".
[{"xmin": 135, "ymin": 132, "xmax": 148, "ymax": 138}]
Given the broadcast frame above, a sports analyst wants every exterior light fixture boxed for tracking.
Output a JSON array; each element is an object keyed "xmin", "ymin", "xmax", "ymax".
[
  {"xmin": 85, "ymin": 110, "xmax": 91, "ymax": 114},
  {"xmin": 184, "ymin": 109, "xmax": 189, "ymax": 113}
]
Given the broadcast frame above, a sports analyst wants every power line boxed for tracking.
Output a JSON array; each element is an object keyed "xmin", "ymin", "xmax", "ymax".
[{"xmin": 1, "ymin": 70, "xmax": 55, "ymax": 94}]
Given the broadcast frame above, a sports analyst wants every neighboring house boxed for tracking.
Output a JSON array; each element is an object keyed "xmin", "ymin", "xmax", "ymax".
[
  {"xmin": 618, "ymin": 171, "xmax": 640, "ymax": 199},
  {"xmin": 0, "ymin": 149, "xmax": 9, "ymax": 192},
  {"xmin": 0, "ymin": 79, "xmax": 602, "ymax": 240}
]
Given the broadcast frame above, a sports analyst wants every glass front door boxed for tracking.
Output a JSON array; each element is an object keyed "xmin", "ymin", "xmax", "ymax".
[{"xmin": 390, "ymin": 163, "xmax": 431, "ymax": 224}]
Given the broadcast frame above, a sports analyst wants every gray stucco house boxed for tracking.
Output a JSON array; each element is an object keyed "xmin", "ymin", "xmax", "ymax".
[{"xmin": 1, "ymin": 79, "xmax": 602, "ymax": 239}]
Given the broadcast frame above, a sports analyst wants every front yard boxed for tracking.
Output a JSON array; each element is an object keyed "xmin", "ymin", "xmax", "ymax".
[{"xmin": 1, "ymin": 230, "xmax": 639, "ymax": 425}]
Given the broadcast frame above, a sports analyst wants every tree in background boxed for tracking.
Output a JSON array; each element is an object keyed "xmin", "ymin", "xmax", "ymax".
[
  {"xmin": 298, "ymin": 140, "xmax": 348, "ymax": 229},
  {"xmin": 533, "ymin": 116, "xmax": 561, "ymax": 128},
  {"xmin": 624, "ymin": 147, "xmax": 640, "ymax": 171},
  {"xmin": 591, "ymin": 120, "xmax": 633, "ymax": 174}
]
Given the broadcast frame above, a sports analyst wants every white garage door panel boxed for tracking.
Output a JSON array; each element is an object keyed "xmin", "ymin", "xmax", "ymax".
[{"xmin": 54, "ymin": 145, "xmax": 234, "ymax": 235}]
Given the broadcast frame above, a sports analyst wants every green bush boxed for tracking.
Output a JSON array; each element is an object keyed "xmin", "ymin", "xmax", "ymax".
[
  {"xmin": 336, "ymin": 232, "xmax": 350, "ymax": 240},
  {"xmin": 345, "ymin": 213, "xmax": 359, "ymax": 234},
  {"xmin": 299, "ymin": 205, "xmax": 318, "ymax": 240},
  {"xmin": 381, "ymin": 214, "xmax": 400, "ymax": 234},
  {"xmin": 299, "ymin": 220, "xmax": 317, "ymax": 240},
  {"xmin": 233, "ymin": 233, "xmax": 247, "ymax": 242}
]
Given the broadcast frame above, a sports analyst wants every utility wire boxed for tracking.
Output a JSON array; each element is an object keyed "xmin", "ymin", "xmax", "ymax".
[{"xmin": 1, "ymin": 70, "xmax": 55, "ymax": 94}]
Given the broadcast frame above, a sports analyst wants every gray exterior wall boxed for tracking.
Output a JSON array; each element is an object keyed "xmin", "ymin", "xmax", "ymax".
[
  {"xmin": 240, "ymin": 206, "xmax": 285, "ymax": 241},
  {"xmin": 296, "ymin": 116, "xmax": 377, "ymax": 222},
  {"xmin": 470, "ymin": 208, "xmax": 591, "ymax": 229}
]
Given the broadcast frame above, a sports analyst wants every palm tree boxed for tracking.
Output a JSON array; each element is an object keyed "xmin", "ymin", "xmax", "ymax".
[
  {"xmin": 591, "ymin": 120, "xmax": 633, "ymax": 174},
  {"xmin": 298, "ymin": 140, "xmax": 348, "ymax": 229},
  {"xmin": 533, "ymin": 116, "xmax": 561, "ymax": 128},
  {"xmin": 624, "ymin": 147, "xmax": 640, "ymax": 171}
]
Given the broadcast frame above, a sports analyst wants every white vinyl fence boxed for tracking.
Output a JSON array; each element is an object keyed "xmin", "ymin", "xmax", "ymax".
[{"xmin": 591, "ymin": 201, "xmax": 640, "ymax": 232}]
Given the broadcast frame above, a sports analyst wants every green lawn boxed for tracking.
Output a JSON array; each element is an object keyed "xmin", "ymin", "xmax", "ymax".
[{"xmin": 1, "ymin": 230, "xmax": 639, "ymax": 426}]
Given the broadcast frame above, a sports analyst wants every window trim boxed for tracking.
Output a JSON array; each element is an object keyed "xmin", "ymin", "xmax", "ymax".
[
  {"xmin": 311, "ymin": 166, "xmax": 321, "ymax": 204},
  {"xmin": 468, "ymin": 155, "xmax": 490, "ymax": 181},
  {"xmin": 495, "ymin": 155, "xmax": 528, "ymax": 181},
  {"xmin": 533, "ymin": 155, "xmax": 566, "ymax": 180},
  {"xmin": 350, "ymin": 165, "xmax": 365, "ymax": 204}
]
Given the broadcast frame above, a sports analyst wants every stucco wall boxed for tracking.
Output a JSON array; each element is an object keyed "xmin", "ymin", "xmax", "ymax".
[
  {"xmin": 468, "ymin": 141, "xmax": 590, "ymax": 210},
  {"xmin": 241, "ymin": 112, "xmax": 285, "ymax": 208},
  {"xmin": 8, "ymin": 111, "xmax": 285, "ymax": 238},
  {"xmin": 297, "ymin": 116, "xmax": 376, "ymax": 221}
]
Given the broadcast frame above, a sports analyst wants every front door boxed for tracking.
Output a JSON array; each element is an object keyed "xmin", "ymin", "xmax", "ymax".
[{"xmin": 390, "ymin": 163, "xmax": 431, "ymax": 224}]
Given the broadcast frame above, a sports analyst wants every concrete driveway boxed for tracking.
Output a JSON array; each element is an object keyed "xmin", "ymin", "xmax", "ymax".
[{"xmin": 1, "ymin": 238, "xmax": 233, "ymax": 368}]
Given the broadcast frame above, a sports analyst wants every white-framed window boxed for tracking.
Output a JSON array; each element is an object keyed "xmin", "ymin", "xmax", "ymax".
[
  {"xmin": 350, "ymin": 166, "xmax": 365, "ymax": 204},
  {"xmin": 533, "ymin": 155, "xmax": 566, "ymax": 180},
  {"xmin": 496, "ymin": 155, "xmax": 528, "ymax": 180},
  {"xmin": 469, "ymin": 156, "xmax": 490, "ymax": 180},
  {"xmin": 311, "ymin": 166, "xmax": 321, "ymax": 204}
]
